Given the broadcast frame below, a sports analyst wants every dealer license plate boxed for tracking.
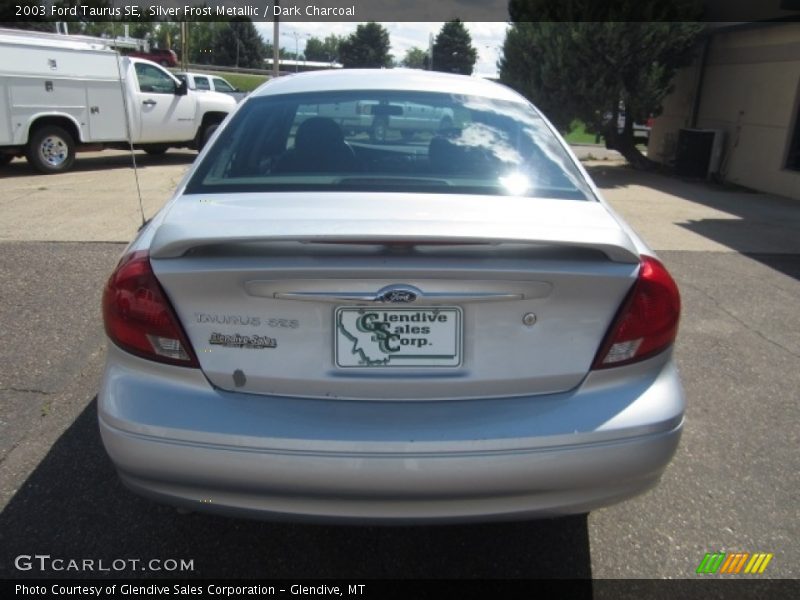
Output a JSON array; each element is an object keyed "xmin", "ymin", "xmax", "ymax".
[{"xmin": 335, "ymin": 307, "xmax": 462, "ymax": 368}]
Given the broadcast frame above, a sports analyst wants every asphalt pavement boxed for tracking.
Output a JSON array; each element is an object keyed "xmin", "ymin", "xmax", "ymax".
[{"xmin": 0, "ymin": 149, "xmax": 797, "ymax": 580}]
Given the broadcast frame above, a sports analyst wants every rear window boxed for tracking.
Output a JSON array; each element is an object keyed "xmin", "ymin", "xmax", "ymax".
[{"xmin": 186, "ymin": 90, "xmax": 592, "ymax": 200}]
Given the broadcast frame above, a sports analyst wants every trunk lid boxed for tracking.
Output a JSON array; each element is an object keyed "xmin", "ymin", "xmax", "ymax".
[{"xmin": 150, "ymin": 193, "xmax": 639, "ymax": 400}]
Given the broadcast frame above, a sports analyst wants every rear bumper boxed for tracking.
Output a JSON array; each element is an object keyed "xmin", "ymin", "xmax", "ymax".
[{"xmin": 98, "ymin": 344, "xmax": 684, "ymax": 523}]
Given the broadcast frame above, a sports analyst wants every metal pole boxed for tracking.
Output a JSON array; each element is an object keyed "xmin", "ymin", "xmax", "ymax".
[
  {"xmin": 272, "ymin": 1, "xmax": 280, "ymax": 78},
  {"xmin": 181, "ymin": 22, "xmax": 188, "ymax": 71}
]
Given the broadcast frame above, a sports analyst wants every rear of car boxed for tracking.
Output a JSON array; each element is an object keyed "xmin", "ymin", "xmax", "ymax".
[{"xmin": 98, "ymin": 70, "xmax": 683, "ymax": 523}]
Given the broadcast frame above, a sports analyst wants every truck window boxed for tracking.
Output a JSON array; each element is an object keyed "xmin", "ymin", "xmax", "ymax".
[
  {"xmin": 194, "ymin": 76, "xmax": 211, "ymax": 91},
  {"xmin": 213, "ymin": 78, "xmax": 235, "ymax": 93},
  {"xmin": 135, "ymin": 63, "xmax": 177, "ymax": 94}
]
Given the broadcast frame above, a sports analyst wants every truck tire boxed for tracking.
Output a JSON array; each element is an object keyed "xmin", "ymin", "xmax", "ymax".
[
  {"xmin": 0, "ymin": 154, "xmax": 13, "ymax": 167},
  {"xmin": 26, "ymin": 125, "xmax": 75, "ymax": 174},
  {"xmin": 143, "ymin": 145, "xmax": 168, "ymax": 155},
  {"xmin": 370, "ymin": 118, "xmax": 388, "ymax": 143},
  {"xmin": 197, "ymin": 122, "xmax": 219, "ymax": 152}
]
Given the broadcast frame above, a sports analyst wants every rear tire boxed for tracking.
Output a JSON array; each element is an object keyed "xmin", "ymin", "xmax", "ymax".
[
  {"xmin": 26, "ymin": 125, "xmax": 76, "ymax": 174},
  {"xmin": 0, "ymin": 154, "xmax": 13, "ymax": 167},
  {"xmin": 143, "ymin": 145, "xmax": 168, "ymax": 156},
  {"xmin": 197, "ymin": 122, "xmax": 219, "ymax": 152}
]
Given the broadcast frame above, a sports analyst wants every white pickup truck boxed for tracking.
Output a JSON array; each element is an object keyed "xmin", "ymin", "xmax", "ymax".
[
  {"xmin": 175, "ymin": 72, "xmax": 248, "ymax": 103},
  {"xmin": 0, "ymin": 29, "xmax": 236, "ymax": 173}
]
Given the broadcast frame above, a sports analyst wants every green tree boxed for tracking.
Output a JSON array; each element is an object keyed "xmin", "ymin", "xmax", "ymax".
[
  {"xmin": 401, "ymin": 46, "xmax": 429, "ymax": 70},
  {"xmin": 499, "ymin": 0, "xmax": 704, "ymax": 168},
  {"xmin": 0, "ymin": 19, "xmax": 53, "ymax": 32},
  {"xmin": 212, "ymin": 18, "xmax": 266, "ymax": 68},
  {"xmin": 304, "ymin": 34, "xmax": 344, "ymax": 63},
  {"xmin": 80, "ymin": 21, "xmax": 159, "ymax": 50},
  {"xmin": 155, "ymin": 22, "xmax": 180, "ymax": 50},
  {"xmin": 187, "ymin": 21, "xmax": 219, "ymax": 63},
  {"xmin": 338, "ymin": 22, "xmax": 392, "ymax": 69},
  {"xmin": 432, "ymin": 19, "xmax": 477, "ymax": 75}
]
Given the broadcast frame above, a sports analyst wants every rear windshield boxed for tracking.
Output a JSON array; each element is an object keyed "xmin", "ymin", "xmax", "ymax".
[{"xmin": 185, "ymin": 90, "xmax": 593, "ymax": 200}]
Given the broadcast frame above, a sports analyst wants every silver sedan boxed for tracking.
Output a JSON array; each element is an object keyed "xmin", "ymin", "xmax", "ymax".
[{"xmin": 99, "ymin": 69, "xmax": 683, "ymax": 523}]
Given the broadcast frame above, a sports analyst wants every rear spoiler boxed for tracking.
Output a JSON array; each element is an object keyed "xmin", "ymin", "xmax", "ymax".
[{"xmin": 150, "ymin": 218, "xmax": 640, "ymax": 263}]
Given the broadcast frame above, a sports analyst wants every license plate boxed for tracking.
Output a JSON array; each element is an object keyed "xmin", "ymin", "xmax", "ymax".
[{"xmin": 335, "ymin": 307, "xmax": 462, "ymax": 368}]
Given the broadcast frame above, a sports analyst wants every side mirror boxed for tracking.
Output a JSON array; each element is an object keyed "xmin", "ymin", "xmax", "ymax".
[{"xmin": 175, "ymin": 79, "xmax": 188, "ymax": 96}]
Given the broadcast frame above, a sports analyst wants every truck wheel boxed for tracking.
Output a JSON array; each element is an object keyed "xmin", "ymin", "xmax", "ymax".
[
  {"xmin": 197, "ymin": 122, "xmax": 219, "ymax": 152},
  {"xmin": 370, "ymin": 118, "xmax": 388, "ymax": 143},
  {"xmin": 143, "ymin": 145, "xmax": 168, "ymax": 155},
  {"xmin": 0, "ymin": 155, "xmax": 13, "ymax": 167},
  {"xmin": 26, "ymin": 126, "xmax": 75, "ymax": 174}
]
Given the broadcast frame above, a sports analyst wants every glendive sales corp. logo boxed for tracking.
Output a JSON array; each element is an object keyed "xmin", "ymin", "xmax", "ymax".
[{"xmin": 696, "ymin": 552, "xmax": 774, "ymax": 574}]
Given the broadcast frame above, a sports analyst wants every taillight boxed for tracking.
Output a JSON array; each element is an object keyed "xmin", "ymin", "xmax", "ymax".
[
  {"xmin": 592, "ymin": 256, "xmax": 680, "ymax": 369},
  {"xmin": 102, "ymin": 250, "xmax": 199, "ymax": 367}
]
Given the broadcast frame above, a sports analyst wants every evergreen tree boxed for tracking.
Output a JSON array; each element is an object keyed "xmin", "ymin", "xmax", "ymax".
[
  {"xmin": 182, "ymin": 22, "xmax": 222, "ymax": 64},
  {"xmin": 212, "ymin": 18, "xmax": 266, "ymax": 68},
  {"xmin": 431, "ymin": 20, "xmax": 477, "ymax": 75},
  {"xmin": 338, "ymin": 22, "xmax": 392, "ymax": 69},
  {"xmin": 499, "ymin": 0, "xmax": 704, "ymax": 168}
]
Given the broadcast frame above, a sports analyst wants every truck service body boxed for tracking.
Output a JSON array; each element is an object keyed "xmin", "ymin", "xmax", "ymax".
[{"xmin": 0, "ymin": 28, "xmax": 236, "ymax": 173}]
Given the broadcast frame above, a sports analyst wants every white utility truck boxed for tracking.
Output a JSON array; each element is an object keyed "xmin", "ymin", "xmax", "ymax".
[{"xmin": 0, "ymin": 29, "xmax": 236, "ymax": 173}]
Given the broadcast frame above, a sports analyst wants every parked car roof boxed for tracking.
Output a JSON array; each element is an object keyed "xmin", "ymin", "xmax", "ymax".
[{"xmin": 252, "ymin": 68, "xmax": 526, "ymax": 103}]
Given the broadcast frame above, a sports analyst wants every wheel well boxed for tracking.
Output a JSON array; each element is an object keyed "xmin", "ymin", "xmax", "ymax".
[
  {"xmin": 28, "ymin": 116, "xmax": 81, "ymax": 144},
  {"xmin": 199, "ymin": 112, "xmax": 226, "ymax": 134}
]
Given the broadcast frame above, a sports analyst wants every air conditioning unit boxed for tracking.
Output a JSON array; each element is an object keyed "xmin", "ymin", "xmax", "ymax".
[{"xmin": 675, "ymin": 129, "xmax": 726, "ymax": 179}]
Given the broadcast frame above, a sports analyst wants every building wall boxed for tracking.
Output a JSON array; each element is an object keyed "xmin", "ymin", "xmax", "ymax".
[{"xmin": 649, "ymin": 23, "xmax": 800, "ymax": 200}]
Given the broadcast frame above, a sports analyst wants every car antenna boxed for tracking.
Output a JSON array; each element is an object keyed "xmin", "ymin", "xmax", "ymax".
[{"xmin": 111, "ymin": 21, "xmax": 147, "ymax": 227}]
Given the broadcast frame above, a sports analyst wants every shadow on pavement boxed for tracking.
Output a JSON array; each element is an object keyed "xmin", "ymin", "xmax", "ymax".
[
  {"xmin": 0, "ymin": 398, "xmax": 592, "ymax": 580},
  {"xmin": 586, "ymin": 164, "xmax": 800, "ymax": 280},
  {"xmin": 1, "ymin": 151, "xmax": 196, "ymax": 178}
]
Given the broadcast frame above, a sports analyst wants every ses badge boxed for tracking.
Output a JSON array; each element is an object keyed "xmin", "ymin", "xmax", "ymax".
[{"xmin": 335, "ymin": 307, "xmax": 462, "ymax": 368}]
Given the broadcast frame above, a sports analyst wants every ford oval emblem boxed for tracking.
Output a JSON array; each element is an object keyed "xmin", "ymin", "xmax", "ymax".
[{"xmin": 377, "ymin": 287, "xmax": 418, "ymax": 303}]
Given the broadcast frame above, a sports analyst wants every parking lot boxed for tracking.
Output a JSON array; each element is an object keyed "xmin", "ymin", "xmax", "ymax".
[{"xmin": 0, "ymin": 150, "xmax": 798, "ymax": 579}]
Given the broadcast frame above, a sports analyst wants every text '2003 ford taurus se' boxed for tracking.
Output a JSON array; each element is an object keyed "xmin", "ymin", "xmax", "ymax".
[{"xmin": 99, "ymin": 69, "xmax": 683, "ymax": 523}]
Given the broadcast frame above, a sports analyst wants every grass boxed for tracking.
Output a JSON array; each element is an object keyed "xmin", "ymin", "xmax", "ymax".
[
  {"xmin": 563, "ymin": 120, "xmax": 600, "ymax": 145},
  {"xmin": 563, "ymin": 119, "xmax": 648, "ymax": 148},
  {"xmin": 206, "ymin": 71, "xmax": 269, "ymax": 92}
]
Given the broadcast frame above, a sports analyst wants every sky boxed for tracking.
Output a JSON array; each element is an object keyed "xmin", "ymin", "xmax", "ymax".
[{"xmin": 253, "ymin": 22, "xmax": 510, "ymax": 78}]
